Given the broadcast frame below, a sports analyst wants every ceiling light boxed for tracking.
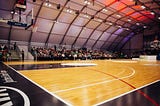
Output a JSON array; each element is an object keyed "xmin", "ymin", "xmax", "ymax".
[
  {"xmin": 97, "ymin": 19, "xmax": 103, "ymax": 22},
  {"xmin": 109, "ymin": 22, "xmax": 113, "ymax": 25},
  {"xmin": 84, "ymin": 0, "xmax": 87, "ymax": 4},
  {"xmin": 45, "ymin": 0, "xmax": 51, "ymax": 7},
  {"xmin": 11, "ymin": 11, "xmax": 18, "ymax": 15},
  {"xmin": 53, "ymin": 20, "xmax": 59, "ymax": 23},
  {"xmin": 66, "ymin": 8, "xmax": 73, "ymax": 13},
  {"xmin": 158, "ymin": 17, "xmax": 160, "ymax": 20},
  {"xmin": 102, "ymin": 8, "xmax": 108, "ymax": 12},
  {"xmin": 66, "ymin": 9, "xmax": 69, "ymax": 13},
  {"xmin": 84, "ymin": 0, "xmax": 91, "ymax": 5},
  {"xmin": 141, "ymin": 5, "xmax": 146, "ymax": 9},
  {"xmin": 150, "ymin": 12, "xmax": 155, "ymax": 15},
  {"xmin": 136, "ymin": 23, "xmax": 140, "ymax": 25},
  {"xmin": 143, "ymin": 26, "xmax": 147, "ymax": 28},
  {"xmin": 48, "ymin": 4, "xmax": 51, "ymax": 7},
  {"xmin": 128, "ymin": 19, "xmax": 131, "ymax": 22},
  {"xmin": 84, "ymin": 14, "xmax": 89, "ymax": 18},
  {"xmin": 15, "ymin": 12, "xmax": 18, "ymax": 15},
  {"xmin": 45, "ymin": 2, "xmax": 51, "ymax": 7},
  {"xmin": 118, "ymin": 26, "xmax": 122, "ymax": 28},
  {"xmin": 117, "ymin": 15, "xmax": 121, "ymax": 18},
  {"xmin": 11, "ymin": 11, "xmax": 14, "ymax": 14}
]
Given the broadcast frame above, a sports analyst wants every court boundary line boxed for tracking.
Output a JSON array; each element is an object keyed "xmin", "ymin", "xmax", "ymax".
[
  {"xmin": 3, "ymin": 63, "xmax": 73, "ymax": 106},
  {"xmin": 54, "ymin": 67, "xmax": 135, "ymax": 93},
  {"xmin": 111, "ymin": 60, "xmax": 138, "ymax": 63},
  {"xmin": 90, "ymin": 68, "xmax": 159, "ymax": 106},
  {"xmin": 94, "ymin": 80, "xmax": 160, "ymax": 106}
]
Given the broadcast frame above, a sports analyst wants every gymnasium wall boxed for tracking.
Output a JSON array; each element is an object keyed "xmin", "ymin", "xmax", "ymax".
[
  {"xmin": 121, "ymin": 33, "xmax": 143, "ymax": 56},
  {"xmin": 121, "ymin": 25, "xmax": 160, "ymax": 56}
]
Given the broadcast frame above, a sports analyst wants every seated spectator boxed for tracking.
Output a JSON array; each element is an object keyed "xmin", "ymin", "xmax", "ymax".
[
  {"xmin": 0, "ymin": 44, "xmax": 5, "ymax": 51},
  {"xmin": 29, "ymin": 46, "xmax": 122, "ymax": 61}
]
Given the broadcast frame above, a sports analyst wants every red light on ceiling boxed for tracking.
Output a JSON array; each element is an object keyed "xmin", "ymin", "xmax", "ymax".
[
  {"xmin": 121, "ymin": 0, "xmax": 135, "ymax": 5},
  {"xmin": 120, "ymin": 8, "xmax": 135, "ymax": 16},
  {"xmin": 137, "ymin": 16, "xmax": 147, "ymax": 21},
  {"xmin": 97, "ymin": 0, "xmax": 154, "ymax": 23},
  {"xmin": 140, "ymin": 11, "xmax": 155, "ymax": 19},
  {"xmin": 137, "ymin": 16, "xmax": 151, "ymax": 23},
  {"xmin": 97, "ymin": 0, "xmax": 116, "ymax": 6},
  {"xmin": 132, "ymin": 5, "xmax": 143, "ymax": 11},
  {"xmin": 145, "ymin": 14, "xmax": 155, "ymax": 19},
  {"xmin": 141, "ymin": 11, "xmax": 152, "ymax": 14},
  {"xmin": 130, "ymin": 12, "xmax": 142, "ymax": 19},
  {"xmin": 110, "ymin": 2, "xmax": 126, "ymax": 11}
]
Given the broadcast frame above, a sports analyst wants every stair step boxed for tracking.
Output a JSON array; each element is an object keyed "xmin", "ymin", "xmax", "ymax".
[{"xmin": 10, "ymin": 50, "xmax": 20, "ymax": 61}]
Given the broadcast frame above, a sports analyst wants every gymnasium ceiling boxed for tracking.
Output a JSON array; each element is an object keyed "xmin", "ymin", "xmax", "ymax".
[{"xmin": 0, "ymin": 0, "xmax": 160, "ymax": 51}]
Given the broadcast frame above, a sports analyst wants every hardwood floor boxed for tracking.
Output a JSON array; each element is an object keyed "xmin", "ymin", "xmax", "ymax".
[{"xmin": 5, "ymin": 60, "xmax": 160, "ymax": 106}]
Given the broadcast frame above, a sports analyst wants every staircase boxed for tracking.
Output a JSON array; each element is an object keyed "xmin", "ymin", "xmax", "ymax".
[
  {"xmin": 18, "ymin": 45, "xmax": 34, "ymax": 60},
  {"xmin": 10, "ymin": 50, "xmax": 20, "ymax": 61}
]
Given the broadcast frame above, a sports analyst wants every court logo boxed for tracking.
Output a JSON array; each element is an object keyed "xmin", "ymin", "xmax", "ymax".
[
  {"xmin": 0, "ymin": 86, "xmax": 30, "ymax": 106},
  {"xmin": 0, "ymin": 70, "xmax": 16, "ymax": 83}
]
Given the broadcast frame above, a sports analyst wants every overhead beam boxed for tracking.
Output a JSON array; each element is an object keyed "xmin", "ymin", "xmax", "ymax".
[
  {"xmin": 114, "ymin": 27, "xmax": 143, "ymax": 50},
  {"xmin": 71, "ymin": 26, "xmax": 87, "ymax": 48},
  {"xmin": 91, "ymin": 25, "xmax": 110, "ymax": 49},
  {"xmin": 45, "ymin": 1, "xmax": 70, "ymax": 47},
  {"xmin": 59, "ymin": 5, "xmax": 87, "ymax": 45},
  {"xmin": 100, "ymin": 0, "xmax": 160, "ymax": 51},
  {"xmin": 75, "ymin": 0, "xmax": 117, "ymax": 49},
  {"xmin": 92, "ymin": 1, "xmax": 139, "ymax": 50},
  {"xmin": 99, "ymin": 6, "xmax": 131, "ymax": 50},
  {"xmin": 113, "ymin": 21, "xmax": 156, "ymax": 51},
  {"xmin": 120, "ymin": 1, "xmax": 159, "ymax": 23},
  {"xmin": 100, "ymin": 27, "xmax": 118, "ymax": 50},
  {"xmin": 107, "ymin": 18, "xmax": 131, "ymax": 50},
  {"xmin": 117, "ymin": 22, "xmax": 160, "ymax": 51},
  {"xmin": 82, "ymin": 22, "xmax": 102, "ymax": 48},
  {"xmin": 83, "ymin": 1, "xmax": 124, "ymax": 49}
]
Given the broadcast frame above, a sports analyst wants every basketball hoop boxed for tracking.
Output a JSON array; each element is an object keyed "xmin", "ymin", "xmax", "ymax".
[{"xmin": 25, "ymin": 8, "xmax": 34, "ymax": 30}]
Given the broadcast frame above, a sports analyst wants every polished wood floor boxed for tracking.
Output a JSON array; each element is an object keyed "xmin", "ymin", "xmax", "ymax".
[{"xmin": 5, "ymin": 60, "xmax": 160, "ymax": 106}]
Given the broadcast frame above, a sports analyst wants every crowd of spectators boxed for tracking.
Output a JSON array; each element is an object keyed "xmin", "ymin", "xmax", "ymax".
[
  {"xmin": 30, "ymin": 46, "xmax": 116, "ymax": 61},
  {"xmin": 0, "ymin": 44, "xmax": 11, "ymax": 61},
  {"xmin": 0, "ymin": 43, "xmax": 129, "ymax": 61}
]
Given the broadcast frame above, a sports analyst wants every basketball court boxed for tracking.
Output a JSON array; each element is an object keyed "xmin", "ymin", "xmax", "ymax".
[
  {"xmin": 1, "ymin": 59, "xmax": 160, "ymax": 106},
  {"xmin": 0, "ymin": 0, "xmax": 160, "ymax": 106}
]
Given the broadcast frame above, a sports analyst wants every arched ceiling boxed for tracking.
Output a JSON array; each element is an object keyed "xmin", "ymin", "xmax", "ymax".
[{"xmin": 0, "ymin": 0, "xmax": 160, "ymax": 51}]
